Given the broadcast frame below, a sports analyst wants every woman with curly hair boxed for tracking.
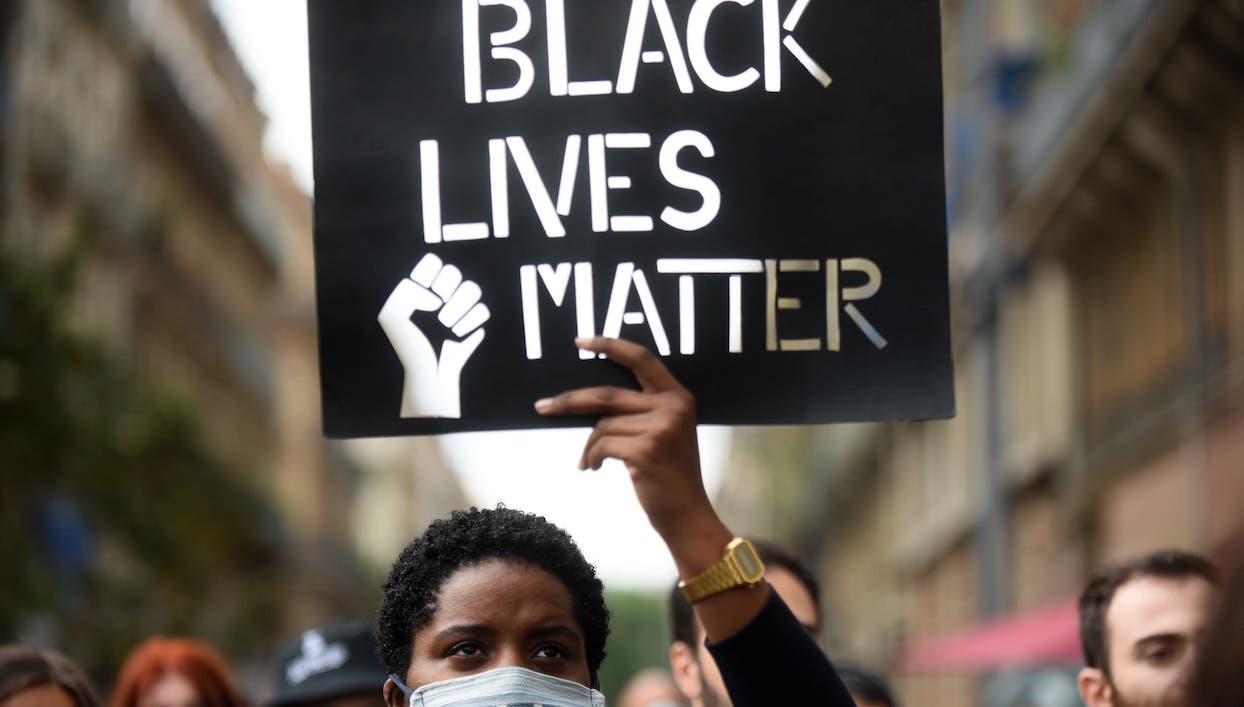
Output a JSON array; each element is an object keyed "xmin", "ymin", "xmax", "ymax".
[
  {"xmin": 109, "ymin": 638, "xmax": 247, "ymax": 707},
  {"xmin": 378, "ymin": 337, "xmax": 853, "ymax": 707}
]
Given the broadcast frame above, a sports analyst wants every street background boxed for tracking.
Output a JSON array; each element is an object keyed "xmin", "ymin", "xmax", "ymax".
[{"xmin": 2, "ymin": 1, "xmax": 1242, "ymax": 706}]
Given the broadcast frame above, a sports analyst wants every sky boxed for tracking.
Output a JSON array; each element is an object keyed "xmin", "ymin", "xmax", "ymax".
[{"xmin": 208, "ymin": 0, "xmax": 731, "ymax": 589}]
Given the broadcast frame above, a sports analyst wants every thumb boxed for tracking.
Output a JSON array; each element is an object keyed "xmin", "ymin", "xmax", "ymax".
[
  {"xmin": 441, "ymin": 328, "xmax": 486, "ymax": 372},
  {"xmin": 457, "ymin": 327, "xmax": 486, "ymax": 357}
]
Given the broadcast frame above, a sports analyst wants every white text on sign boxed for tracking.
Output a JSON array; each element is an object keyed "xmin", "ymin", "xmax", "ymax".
[
  {"xmin": 463, "ymin": 0, "xmax": 832, "ymax": 104},
  {"xmin": 519, "ymin": 258, "xmax": 887, "ymax": 360},
  {"xmin": 419, "ymin": 131, "xmax": 720, "ymax": 242}
]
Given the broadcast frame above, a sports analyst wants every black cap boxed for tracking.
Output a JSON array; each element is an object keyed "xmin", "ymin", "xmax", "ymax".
[{"xmin": 270, "ymin": 621, "xmax": 387, "ymax": 707}]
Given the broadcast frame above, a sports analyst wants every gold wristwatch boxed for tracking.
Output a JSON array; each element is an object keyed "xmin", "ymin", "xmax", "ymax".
[{"xmin": 679, "ymin": 538, "xmax": 766, "ymax": 603}]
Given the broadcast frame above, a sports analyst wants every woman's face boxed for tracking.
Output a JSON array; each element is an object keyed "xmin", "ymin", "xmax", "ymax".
[
  {"xmin": 137, "ymin": 672, "xmax": 201, "ymax": 707},
  {"xmin": 400, "ymin": 558, "xmax": 591, "ymax": 692},
  {"xmin": 2, "ymin": 684, "xmax": 77, "ymax": 707}
]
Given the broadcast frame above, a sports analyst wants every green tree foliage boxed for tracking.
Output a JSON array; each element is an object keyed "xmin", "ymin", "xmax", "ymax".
[
  {"xmin": 0, "ymin": 245, "xmax": 285, "ymax": 676},
  {"xmin": 597, "ymin": 588, "xmax": 676, "ymax": 704}
]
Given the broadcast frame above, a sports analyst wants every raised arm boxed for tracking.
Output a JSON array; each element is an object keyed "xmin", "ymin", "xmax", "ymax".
[
  {"xmin": 535, "ymin": 337, "xmax": 855, "ymax": 705},
  {"xmin": 535, "ymin": 336, "xmax": 766, "ymax": 642}
]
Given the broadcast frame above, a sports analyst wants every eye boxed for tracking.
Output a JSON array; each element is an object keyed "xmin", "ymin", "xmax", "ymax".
[
  {"xmin": 533, "ymin": 644, "xmax": 568, "ymax": 661},
  {"xmin": 1141, "ymin": 644, "xmax": 1179, "ymax": 666},
  {"xmin": 447, "ymin": 642, "xmax": 486, "ymax": 659}
]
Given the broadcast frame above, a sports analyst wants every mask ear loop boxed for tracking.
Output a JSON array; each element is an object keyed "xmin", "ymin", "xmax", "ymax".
[{"xmin": 389, "ymin": 674, "xmax": 415, "ymax": 702}]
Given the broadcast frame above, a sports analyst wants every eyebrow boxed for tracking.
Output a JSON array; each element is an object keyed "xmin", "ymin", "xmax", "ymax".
[
  {"xmin": 431, "ymin": 624, "xmax": 583, "ymax": 644},
  {"xmin": 433, "ymin": 625, "xmax": 492, "ymax": 642},
  {"xmin": 1133, "ymin": 633, "xmax": 1184, "ymax": 649},
  {"xmin": 526, "ymin": 625, "xmax": 583, "ymax": 643}
]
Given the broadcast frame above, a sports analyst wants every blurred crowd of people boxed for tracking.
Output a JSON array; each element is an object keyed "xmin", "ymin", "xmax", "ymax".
[
  {"xmin": 4, "ymin": 340, "xmax": 1243, "ymax": 706},
  {"xmin": 0, "ymin": 620, "xmax": 388, "ymax": 707},
  {"xmin": 2, "ymin": 540, "xmax": 1240, "ymax": 707}
]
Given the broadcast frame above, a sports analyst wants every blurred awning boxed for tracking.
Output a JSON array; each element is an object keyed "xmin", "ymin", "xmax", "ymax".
[{"xmin": 899, "ymin": 599, "xmax": 1081, "ymax": 671}]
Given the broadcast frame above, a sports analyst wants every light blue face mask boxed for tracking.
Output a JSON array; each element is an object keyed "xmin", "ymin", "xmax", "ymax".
[{"xmin": 390, "ymin": 667, "xmax": 607, "ymax": 707}]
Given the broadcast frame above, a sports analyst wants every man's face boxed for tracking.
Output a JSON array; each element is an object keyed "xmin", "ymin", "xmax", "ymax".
[
  {"xmin": 767, "ymin": 568, "xmax": 820, "ymax": 636},
  {"xmin": 383, "ymin": 557, "xmax": 591, "ymax": 706},
  {"xmin": 1078, "ymin": 575, "xmax": 1216, "ymax": 707},
  {"xmin": 672, "ymin": 567, "xmax": 819, "ymax": 707}
]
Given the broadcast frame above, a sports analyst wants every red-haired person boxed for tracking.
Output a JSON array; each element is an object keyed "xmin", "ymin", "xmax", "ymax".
[{"xmin": 109, "ymin": 639, "xmax": 248, "ymax": 707}]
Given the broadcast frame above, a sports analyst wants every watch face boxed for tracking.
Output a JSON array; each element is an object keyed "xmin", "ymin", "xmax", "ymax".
[{"xmin": 732, "ymin": 542, "xmax": 766, "ymax": 583}]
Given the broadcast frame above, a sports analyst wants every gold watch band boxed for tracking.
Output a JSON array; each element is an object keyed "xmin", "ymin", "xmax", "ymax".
[
  {"xmin": 680, "ymin": 557, "xmax": 743, "ymax": 603},
  {"xmin": 678, "ymin": 538, "xmax": 765, "ymax": 603}
]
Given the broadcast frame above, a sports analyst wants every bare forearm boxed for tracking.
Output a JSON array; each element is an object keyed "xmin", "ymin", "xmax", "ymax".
[
  {"xmin": 659, "ymin": 506, "xmax": 770, "ymax": 643},
  {"xmin": 536, "ymin": 337, "xmax": 772, "ymax": 641}
]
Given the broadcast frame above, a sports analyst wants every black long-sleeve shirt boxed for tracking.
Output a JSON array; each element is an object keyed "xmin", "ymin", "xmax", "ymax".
[{"xmin": 706, "ymin": 588, "xmax": 857, "ymax": 705}]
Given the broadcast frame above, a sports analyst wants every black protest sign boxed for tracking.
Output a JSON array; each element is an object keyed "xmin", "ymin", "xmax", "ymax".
[{"xmin": 308, "ymin": 0, "xmax": 954, "ymax": 437}]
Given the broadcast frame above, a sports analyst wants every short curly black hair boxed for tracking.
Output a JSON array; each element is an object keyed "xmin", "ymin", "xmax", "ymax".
[{"xmin": 376, "ymin": 506, "xmax": 609, "ymax": 682}]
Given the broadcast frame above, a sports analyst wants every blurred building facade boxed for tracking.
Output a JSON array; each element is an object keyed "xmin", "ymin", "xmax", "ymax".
[
  {"xmin": 0, "ymin": 0, "xmax": 463, "ymax": 654},
  {"xmin": 717, "ymin": 1, "xmax": 1244, "ymax": 705}
]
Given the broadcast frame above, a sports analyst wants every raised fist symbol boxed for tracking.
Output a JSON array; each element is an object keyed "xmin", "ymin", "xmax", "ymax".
[{"xmin": 378, "ymin": 254, "xmax": 490, "ymax": 418}]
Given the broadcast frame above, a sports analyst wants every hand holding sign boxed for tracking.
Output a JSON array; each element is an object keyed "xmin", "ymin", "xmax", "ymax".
[
  {"xmin": 534, "ymin": 337, "xmax": 715, "ymax": 546},
  {"xmin": 378, "ymin": 254, "xmax": 490, "ymax": 418},
  {"xmin": 535, "ymin": 336, "xmax": 771, "ymax": 642}
]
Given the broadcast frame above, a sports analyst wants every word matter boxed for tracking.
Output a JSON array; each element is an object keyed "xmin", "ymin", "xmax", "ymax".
[{"xmin": 519, "ymin": 257, "xmax": 887, "ymax": 360}]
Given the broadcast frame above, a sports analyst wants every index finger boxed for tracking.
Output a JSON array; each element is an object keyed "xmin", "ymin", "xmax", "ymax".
[{"xmin": 576, "ymin": 337, "xmax": 681, "ymax": 393}]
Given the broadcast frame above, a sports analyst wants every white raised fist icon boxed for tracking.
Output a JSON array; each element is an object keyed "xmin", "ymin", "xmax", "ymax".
[{"xmin": 378, "ymin": 254, "xmax": 490, "ymax": 418}]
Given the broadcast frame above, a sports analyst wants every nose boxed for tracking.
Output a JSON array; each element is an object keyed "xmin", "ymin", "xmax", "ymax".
[
  {"xmin": 1171, "ymin": 644, "xmax": 1199, "ymax": 695},
  {"xmin": 493, "ymin": 644, "xmax": 528, "ymax": 671}
]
